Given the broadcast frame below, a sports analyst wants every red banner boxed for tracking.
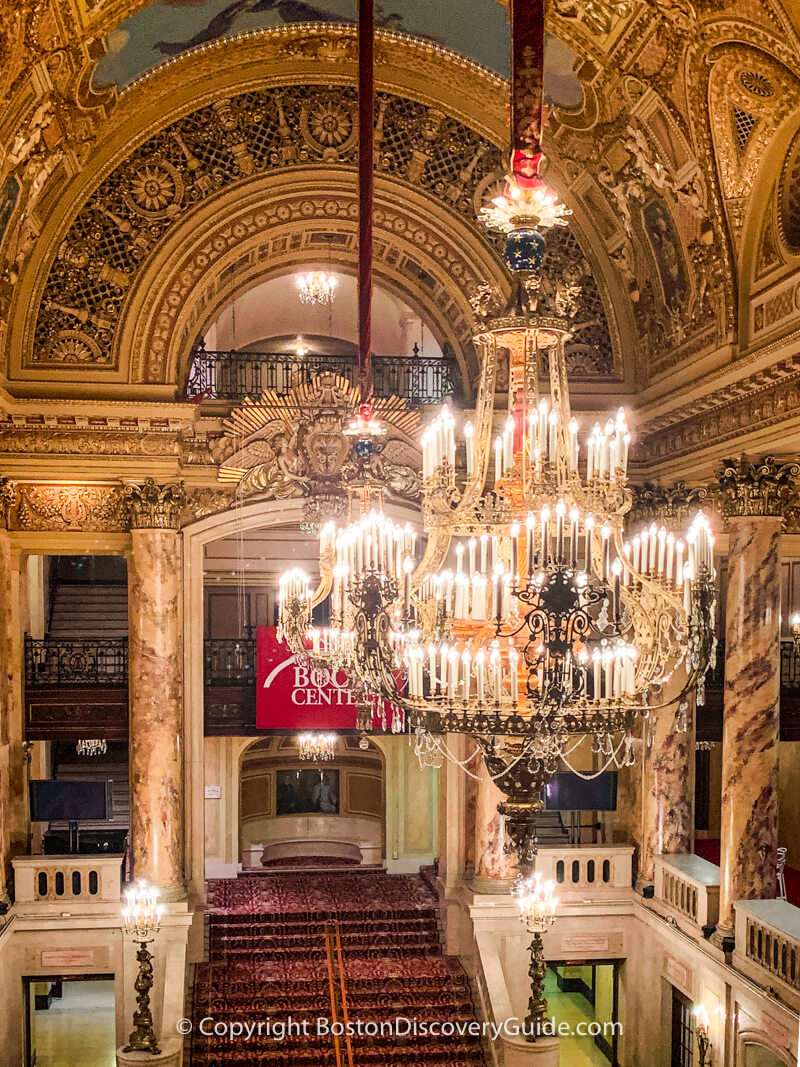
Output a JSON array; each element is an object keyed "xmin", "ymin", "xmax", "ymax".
[{"xmin": 256, "ymin": 627, "xmax": 389, "ymax": 731}]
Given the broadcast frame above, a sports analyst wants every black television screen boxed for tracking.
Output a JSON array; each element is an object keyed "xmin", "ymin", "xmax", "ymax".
[
  {"xmin": 544, "ymin": 772, "xmax": 617, "ymax": 812},
  {"xmin": 29, "ymin": 780, "xmax": 111, "ymax": 822}
]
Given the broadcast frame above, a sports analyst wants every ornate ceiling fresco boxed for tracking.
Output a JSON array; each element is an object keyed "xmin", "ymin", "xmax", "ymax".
[{"xmin": 1, "ymin": 0, "xmax": 800, "ymax": 476}]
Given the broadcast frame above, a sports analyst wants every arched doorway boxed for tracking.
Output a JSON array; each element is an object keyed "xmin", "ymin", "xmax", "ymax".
[{"xmin": 238, "ymin": 735, "xmax": 385, "ymax": 868}]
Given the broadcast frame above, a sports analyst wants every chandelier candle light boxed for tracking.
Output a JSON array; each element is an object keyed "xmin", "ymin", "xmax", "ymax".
[
  {"xmin": 297, "ymin": 732, "xmax": 338, "ymax": 762},
  {"xmin": 296, "ymin": 271, "xmax": 337, "ymax": 306},
  {"xmin": 512, "ymin": 872, "xmax": 558, "ymax": 1042},
  {"xmin": 121, "ymin": 880, "xmax": 164, "ymax": 1056},
  {"xmin": 76, "ymin": 738, "xmax": 107, "ymax": 757}
]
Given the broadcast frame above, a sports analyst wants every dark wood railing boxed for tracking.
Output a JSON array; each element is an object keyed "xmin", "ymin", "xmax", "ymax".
[
  {"xmin": 25, "ymin": 637, "xmax": 128, "ymax": 687},
  {"xmin": 185, "ymin": 347, "xmax": 459, "ymax": 405}
]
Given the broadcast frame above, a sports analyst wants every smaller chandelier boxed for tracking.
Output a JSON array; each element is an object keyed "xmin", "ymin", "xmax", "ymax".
[
  {"xmin": 296, "ymin": 271, "xmax": 337, "ymax": 306},
  {"xmin": 297, "ymin": 732, "xmax": 338, "ymax": 762},
  {"xmin": 76, "ymin": 738, "xmax": 107, "ymax": 757},
  {"xmin": 122, "ymin": 879, "xmax": 164, "ymax": 942},
  {"xmin": 513, "ymin": 871, "xmax": 559, "ymax": 933}
]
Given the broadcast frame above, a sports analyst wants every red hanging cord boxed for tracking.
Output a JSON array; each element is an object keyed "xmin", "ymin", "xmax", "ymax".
[
  {"xmin": 357, "ymin": 0, "xmax": 374, "ymax": 410},
  {"xmin": 510, "ymin": 0, "xmax": 545, "ymax": 187}
]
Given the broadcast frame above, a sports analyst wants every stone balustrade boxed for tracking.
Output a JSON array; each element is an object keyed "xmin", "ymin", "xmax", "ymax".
[
  {"xmin": 535, "ymin": 846, "xmax": 633, "ymax": 896},
  {"xmin": 734, "ymin": 899, "xmax": 800, "ymax": 1011},
  {"xmin": 12, "ymin": 855, "xmax": 124, "ymax": 911},
  {"xmin": 653, "ymin": 854, "xmax": 720, "ymax": 932}
]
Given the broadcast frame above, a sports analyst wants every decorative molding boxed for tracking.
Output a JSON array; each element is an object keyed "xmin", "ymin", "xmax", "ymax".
[
  {"xmin": 0, "ymin": 477, "xmax": 17, "ymax": 529},
  {"xmin": 216, "ymin": 373, "xmax": 422, "ymax": 525},
  {"xmin": 716, "ymin": 456, "xmax": 799, "ymax": 518},
  {"xmin": 123, "ymin": 478, "xmax": 186, "ymax": 530},
  {"xmin": 629, "ymin": 481, "xmax": 710, "ymax": 526},
  {"xmin": 22, "ymin": 79, "xmax": 616, "ymax": 382},
  {"xmin": 16, "ymin": 484, "xmax": 126, "ymax": 532}
]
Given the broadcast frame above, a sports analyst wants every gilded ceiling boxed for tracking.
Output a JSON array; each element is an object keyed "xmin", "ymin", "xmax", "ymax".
[{"xmin": 1, "ymin": 0, "xmax": 800, "ymax": 474}]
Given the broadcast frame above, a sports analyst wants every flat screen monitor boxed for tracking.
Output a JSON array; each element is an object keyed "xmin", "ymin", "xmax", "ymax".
[
  {"xmin": 544, "ymin": 772, "xmax": 618, "ymax": 812},
  {"xmin": 29, "ymin": 780, "xmax": 111, "ymax": 823}
]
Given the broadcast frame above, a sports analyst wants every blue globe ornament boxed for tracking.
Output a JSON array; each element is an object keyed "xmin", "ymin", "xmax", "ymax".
[
  {"xmin": 354, "ymin": 437, "xmax": 375, "ymax": 458},
  {"xmin": 505, "ymin": 226, "xmax": 546, "ymax": 272}
]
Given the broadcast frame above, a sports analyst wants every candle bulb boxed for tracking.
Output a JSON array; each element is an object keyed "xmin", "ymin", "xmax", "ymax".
[
  {"xmin": 611, "ymin": 558, "xmax": 622, "ymax": 623},
  {"xmin": 584, "ymin": 515, "xmax": 594, "ymax": 573},
  {"xmin": 568, "ymin": 418, "xmax": 579, "ymax": 470},
  {"xmin": 541, "ymin": 506, "xmax": 551, "ymax": 563},
  {"xmin": 526, "ymin": 514, "xmax": 535, "ymax": 576},
  {"xmin": 601, "ymin": 524, "xmax": 611, "ymax": 580},
  {"xmin": 592, "ymin": 649, "xmax": 601, "ymax": 700},
  {"xmin": 570, "ymin": 508, "xmax": 580, "ymax": 568},
  {"xmin": 556, "ymin": 500, "xmax": 566, "ymax": 562},
  {"xmin": 504, "ymin": 416, "xmax": 514, "ymax": 470},
  {"xmin": 476, "ymin": 650, "xmax": 486, "ymax": 703},
  {"xmin": 461, "ymin": 649, "xmax": 472, "ymax": 701},
  {"xmin": 464, "ymin": 420, "xmax": 474, "ymax": 476},
  {"xmin": 494, "ymin": 435, "xmax": 503, "ymax": 482},
  {"xmin": 510, "ymin": 523, "xmax": 520, "ymax": 585},
  {"xmin": 509, "ymin": 643, "xmax": 519, "ymax": 704}
]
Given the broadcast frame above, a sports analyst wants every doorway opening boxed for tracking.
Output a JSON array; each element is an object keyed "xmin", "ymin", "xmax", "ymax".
[
  {"xmin": 24, "ymin": 974, "xmax": 115, "ymax": 1067},
  {"xmin": 546, "ymin": 959, "xmax": 622, "ymax": 1066}
]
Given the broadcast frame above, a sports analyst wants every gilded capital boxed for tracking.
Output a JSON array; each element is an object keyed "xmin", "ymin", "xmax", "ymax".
[
  {"xmin": 0, "ymin": 478, "xmax": 17, "ymax": 529},
  {"xmin": 716, "ymin": 457, "xmax": 800, "ymax": 519},
  {"xmin": 629, "ymin": 481, "xmax": 709, "ymax": 527},
  {"xmin": 124, "ymin": 479, "xmax": 186, "ymax": 530}
]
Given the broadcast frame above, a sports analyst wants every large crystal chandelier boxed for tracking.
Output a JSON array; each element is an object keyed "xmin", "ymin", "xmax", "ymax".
[{"xmin": 278, "ymin": 0, "xmax": 716, "ymax": 873}]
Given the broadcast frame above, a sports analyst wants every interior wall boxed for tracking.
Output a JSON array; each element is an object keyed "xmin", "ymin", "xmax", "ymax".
[{"xmin": 203, "ymin": 733, "xmax": 438, "ymax": 877}]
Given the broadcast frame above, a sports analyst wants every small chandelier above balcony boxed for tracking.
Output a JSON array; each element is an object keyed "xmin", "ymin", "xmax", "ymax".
[
  {"xmin": 297, "ymin": 732, "xmax": 338, "ymax": 762},
  {"xmin": 76, "ymin": 738, "xmax": 108, "ymax": 757},
  {"xmin": 296, "ymin": 271, "xmax": 337, "ymax": 307}
]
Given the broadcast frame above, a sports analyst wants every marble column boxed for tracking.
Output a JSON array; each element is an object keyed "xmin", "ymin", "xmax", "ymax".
[
  {"xmin": 0, "ymin": 478, "xmax": 24, "ymax": 906},
  {"xmin": 713, "ymin": 457, "xmax": 796, "ymax": 946},
  {"xmin": 473, "ymin": 756, "xmax": 518, "ymax": 893},
  {"xmin": 125, "ymin": 481, "xmax": 186, "ymax": 899},
  {"xmin": 639, "ymin": 689, "xmax": 695, "ymax": 886}
]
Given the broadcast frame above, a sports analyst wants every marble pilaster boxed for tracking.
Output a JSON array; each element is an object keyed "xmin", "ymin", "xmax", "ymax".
[
  {"xmin": 716, "ymin": 514, "xmax": 782, "ymax": 939},
  {"xmin": 126, "ymin": 481, "xmax": 186, "ymax": 898},
  {"xmin": 473, "ymin": 758, "xmax": 517, "ymax": 893},
  {"xmin": 0, "ymin": 480, "xmax": 23, "ymax": 905},
  {"xmin": 639, "ymin": 690, "xmax": 695, "ymax": 886}
]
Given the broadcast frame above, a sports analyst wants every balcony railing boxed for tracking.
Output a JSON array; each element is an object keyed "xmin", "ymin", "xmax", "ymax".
[
  {"xmin": 653, "ymin": 854, "xmax": 720, "ymax": 933},
  {"xmin": 734, "ymin": 899, "xmax": 800, "ymax": 1010},
  {"xmin": 705, "ymin": 639, "xmax": 800, "ymax": 691},
  {"xmin": 25, "ymin": 637, "xmax": 128, "ymax": 687},
  {"xmin": 204, "ymin": 638, "xmax": 256, "ymax": 687},
  {"xmin": 185, "ymin": 347, "xmax": 459, "ymax": 405}
]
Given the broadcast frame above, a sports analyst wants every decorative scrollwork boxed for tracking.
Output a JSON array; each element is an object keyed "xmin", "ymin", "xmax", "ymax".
[
  {"xmin": 124, "ymin": 479, "xmax": 186, "ymax": 530},
  {"xmin": 716, "ymin": 456, "xmax": 800, "ymax": 519}
]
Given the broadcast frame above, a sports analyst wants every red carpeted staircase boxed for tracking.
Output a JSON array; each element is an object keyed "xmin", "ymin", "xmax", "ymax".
[{"xmin": 190, "ymin": 870, "xmax": 487, "ymax": 1065}]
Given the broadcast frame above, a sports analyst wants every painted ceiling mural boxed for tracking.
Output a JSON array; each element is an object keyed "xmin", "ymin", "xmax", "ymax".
[{"xmin": 92, "ymin": 0, "xmax": 584, "ymax": 108}]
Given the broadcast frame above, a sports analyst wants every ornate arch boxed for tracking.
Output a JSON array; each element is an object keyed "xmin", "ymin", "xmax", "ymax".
[{"xmin": 5, "ymin": 26, "xmax": 623, "ymax": 395}]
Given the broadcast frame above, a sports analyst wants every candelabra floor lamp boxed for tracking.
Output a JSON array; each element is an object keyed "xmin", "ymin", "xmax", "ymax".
[
  {"xmin": 513, "ymin": 873, "xmax": 558, "ymax": 1041},
  {"xmin": 122, "ymin": 880, "xmax": 164, "ymax": 1055}
]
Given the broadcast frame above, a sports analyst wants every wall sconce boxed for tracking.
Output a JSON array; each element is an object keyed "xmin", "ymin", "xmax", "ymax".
[
  {"xmin": 693, "ymin": 1004, "xmax": 724, "ymax": 1067},
  {"xmin": 694, "ymin": 1004, "xmax": 711, "ymax": 1066},
  {"xmin": 791, "ymin": 613, "xmax": 800, "ymax": 652}
]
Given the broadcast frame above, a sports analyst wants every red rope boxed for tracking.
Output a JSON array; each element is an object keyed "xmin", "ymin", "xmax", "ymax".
[
  {"xmin": 510, "ymin": 0, "xmax": 545, "ymax": 186},
  {"xmin": 358, "ymin": 0, "xmax": 374, "ymax": 408}
]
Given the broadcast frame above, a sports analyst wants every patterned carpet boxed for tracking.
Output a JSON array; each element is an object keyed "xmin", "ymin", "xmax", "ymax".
[{"xmin": 191, "ymin": 871, "xmax": 487, "ymax": 1065}]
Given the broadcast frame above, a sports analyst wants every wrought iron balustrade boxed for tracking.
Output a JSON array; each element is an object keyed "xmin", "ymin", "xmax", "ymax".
[
  {"xmin": 25, "ymin": 638, "xmax": 128, "ymax": 687},
  {"xmin": 704, "ymin": 639, "xmax": 800, "ymax": 691},
  {"xmin": 185, "ymin": 347, "xmax": 459, "ymax": 405},
  {"xmin": 204, "ymin": 638, "xmax": 256, "ymax": 687}
]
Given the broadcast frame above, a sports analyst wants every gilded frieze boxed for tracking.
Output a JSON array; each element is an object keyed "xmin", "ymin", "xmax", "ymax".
[{"xmin": 16, "ymin": 483, "xmax": 126, "ymax": 531}]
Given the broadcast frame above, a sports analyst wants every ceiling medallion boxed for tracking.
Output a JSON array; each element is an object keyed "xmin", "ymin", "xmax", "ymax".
[{"xmin": 296, "ymin": 271, "xmax": 338, "ymax": 306}]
